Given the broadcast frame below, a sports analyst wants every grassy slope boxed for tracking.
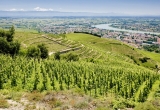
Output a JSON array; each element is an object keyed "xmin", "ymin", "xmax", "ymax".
[
  {"xmin": 14, "ymin": 32, "xmax": 68, "ymax": 52},
  {"xmin": 14, "ymin": 31, "xmax": 159, "ymax": 70},
  {"xmin": 66, "ymin": 33, "xmax": 159, "ymax": 70},
  {"xmin": 140, "ymin": 50, "xmax": 160, "ymax": 64}
]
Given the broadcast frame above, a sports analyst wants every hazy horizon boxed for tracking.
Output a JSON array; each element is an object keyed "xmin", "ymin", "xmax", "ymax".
[{"xmin": 0, "ymin": 0, "xmax": 160, "ymax": 16}]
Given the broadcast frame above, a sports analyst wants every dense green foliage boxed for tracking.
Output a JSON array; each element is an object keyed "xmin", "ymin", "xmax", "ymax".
[
  {"xmin": 37, "ymin": 44, "xmax": 49, "ymax": 59},
  {"xmin": 0, "ymin": 55, "xmax": 159, "ymax": 104},
  {"xmin": 54, "ymin": 52, "xmax": 61, "ymax": 60},
  {"xmin": 143, "ymin": 44, "xmax": 160, "ymax": 53},
  {"xmin": 27, "ymin": 44, "xmax": 48, "ymax": 59},
  {"xmin": 27, "ymin": 46, "xmax": 41, "ymax": 58},
  {"xmin": 0, "ymin": 26, "xmax": 20, "ymax": 56},
  {"xmin": 61, "ymin": 52, "xmax": 79, "ymax": 61}
]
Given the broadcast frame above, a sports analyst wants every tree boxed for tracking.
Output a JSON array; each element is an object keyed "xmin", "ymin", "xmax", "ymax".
[
  {"xmin": 27, "ymin": 46, "xmax": 41, "ymax": 58},
  {"xmin": 37, "ymin": 44, "xmax": 48, "ymax": 59},
  {"xmin": 65, "ymin": 53, "xmax": 79, "ymax": 61},
  {"xmin": 54, "ymin": 52, "xmax": 60, "ymax": 60},
  {"xmin": 0, "ymin": 29, "xmax": 5, "ymax": 37},
  {"xmin": 0, "ymin": 38, "xmax": 9, "ymax": 54},
  {"xmin": 9, "ymin": 41, "xmax": 20, "ymax": 56},
  {"xmin": 5, "ymin": 26, "xmax": 15, "ymax": 42},
  {"xmin": 27, "ymin": 44, "xmax": 49, "ymax": 59},
  {"xmin": 9, "ymin": 25, "xmax": 15, "ymax": 36}
]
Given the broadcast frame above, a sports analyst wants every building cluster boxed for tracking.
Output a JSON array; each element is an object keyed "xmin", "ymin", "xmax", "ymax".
[{"xmin": 40, "ymin": 25, "xmax": 160, "ymax": 48}]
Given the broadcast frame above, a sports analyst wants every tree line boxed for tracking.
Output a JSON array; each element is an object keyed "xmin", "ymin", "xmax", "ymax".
[{"xmin": 0, "ymin": 26, "xmax": 49, "ymax": 59}]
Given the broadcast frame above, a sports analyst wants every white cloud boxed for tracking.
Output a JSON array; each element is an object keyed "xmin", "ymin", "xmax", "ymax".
[
  {"xmin": 34, "ymin": 7, "xmax": 53, "ymax": 11},
  {"xmin": 20, "ymin": 9, "xmax": 25, "ymax": 11},
  {"xmin": 8, "ymin": 8, "xmax": 25, "ymax": 11},
  {"xmin": 10, "ymin": 8, "xmax": 17, "ymax": 11},
  {"xmin": 48, "ymin": 8, "xmax": 53, "ymax": 11}
]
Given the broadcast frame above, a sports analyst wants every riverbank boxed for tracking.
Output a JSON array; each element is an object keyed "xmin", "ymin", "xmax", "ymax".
[{"xmin": 94, "ymin": 24, "xmax": 160, "ymax": 35}]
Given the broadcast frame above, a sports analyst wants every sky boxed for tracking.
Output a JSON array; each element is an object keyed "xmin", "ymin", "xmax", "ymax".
[{"xmin": 0, "ymin": 0, "xmax": 160, "ymax": 15}]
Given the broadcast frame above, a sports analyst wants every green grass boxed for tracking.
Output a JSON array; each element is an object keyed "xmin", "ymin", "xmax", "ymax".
[
  {"xmin": 14, "ymin": 32, "xmax": 160, "ymax": 70},
  {"xmin": 15, "ymin": 32, "xmax": 41, "ymax": 42},
  {"xmin": 14, "ymin": 32, "xmax": 68, "ymax": 52},
  {"xmin": 147, "ymin": 80, "xmax": 160, "ymax": 101},
  {"xmin": 66, "ymin": 33, "xmax": 159, "ymax": 70},
  {"xmin": 66, "ymin": 33, "xmax": 138, "ymax": 55},
  {"xmin": 140, "ymin": 50, "xmax": 160, "ymax": 64}
]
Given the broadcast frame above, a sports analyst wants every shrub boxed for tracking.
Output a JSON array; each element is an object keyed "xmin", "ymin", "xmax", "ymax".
[
  {"xmin": 9, "ymin": 41, "xmax": 20, "ymax": 56},
  {"xmin": 113, "ymin": 98, "xmax": 135, "ymax": 109},
  {"xmin": 63, "ymin": 53, "xmax": 79, "ymax": 61},
  {"xmin": 0, "ymin": 38, "xmax": 20, "ymax": 56},
  {"xmin": 27, "ymin": 46, "xmax": 41, "ymax": 58},
  {"xmin": 37, "ymin": 44, "xmax": 48, "ymax": 59},
  {"xmin": 139, "ymin": 57, "xmax": 150, "ymax": 63},
  {"xmin": 27, "ymin": 44, "xmax": 49, "ymax": 59},
  {"xmin": 0, "ymin": 38, "xmax": 10, "ymax": 54},
  {"xmin": 54, "ymin": 52, "xmax": 60, "ymax": 60}
]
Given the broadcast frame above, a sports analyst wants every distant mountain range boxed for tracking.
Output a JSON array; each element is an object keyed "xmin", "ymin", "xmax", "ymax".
[
  {"xmin": 0, "ymin": 11, "xmax": 130, "ymax": 17},
  {"xmin": 0, "ymin": 11, "xmax": 159, "ymax": 17}
]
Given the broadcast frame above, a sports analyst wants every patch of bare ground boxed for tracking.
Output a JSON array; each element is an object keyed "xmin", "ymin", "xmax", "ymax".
[{"xmin": 0, "ymin": 90, "xmax": 116, "ymax": 110}]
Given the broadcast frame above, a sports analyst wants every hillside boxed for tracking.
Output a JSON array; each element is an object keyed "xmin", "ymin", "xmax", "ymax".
[
  {"xmin": 66, "ymin": 33, "xmax": 160, "ymax": 70},
  {"xmin": 15, "ymin": 32, "xmax": 160, "ymax": 70},
  {"xmin": 0, "ymin": 31, "xmax": 160, "ymax": 110}
]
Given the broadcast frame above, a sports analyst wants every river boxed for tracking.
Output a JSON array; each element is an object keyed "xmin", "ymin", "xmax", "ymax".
[{"xmin": 94, "ymin": 24, "xmax": 160, "ymax": 35}]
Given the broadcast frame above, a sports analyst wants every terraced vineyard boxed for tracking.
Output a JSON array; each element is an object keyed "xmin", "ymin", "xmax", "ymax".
[
  {"xmin": 66, "ymin": 33, "xmax": 160, "ymax": 69},
  {"xmin": 15, "ymin": 32, "xmax": 160, "ymax": 69},
  {"xmin": 15, "ymin": 32, "xmax": 106, "ymax": 60}
]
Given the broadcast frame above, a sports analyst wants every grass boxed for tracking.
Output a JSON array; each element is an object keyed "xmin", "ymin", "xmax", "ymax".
[
  {"xmin": 26, "ymin": 92, "xmax": 44, "ymax": 102},
  {"xmin": 0, "ymin": 99, "xmax": 9, "ymax": 108},
  {"xmin": 6, "ymin": 92, "xmax": 23, "ymax": 101},
  {"xmin": 147, "ymin": 80, "xmax": 160, "ymax": 101},
  {"xmin": 15, "ymin": 32, "xmax": 41, "ymax": 42},
  {"xmin": 140, "ymin": 50, "xmax": 160, "ymax": 64},
  {"xmin": 74, "ymin": 101, "xmax": 89, "ymax": 109},
  {"xmin": 66, "ymin": 33, "xmax": 159, "ymax": 70},
  {"xmin": 66, "ymin": 33, "xmax": 140, "ymax": 56},
  {"xmin": 15, "ymin": 31, "xmax": 68, "ymax": 52},
  {"xmin": 134, "ymin": 102, "xmax": 157, "ymax": 110}
]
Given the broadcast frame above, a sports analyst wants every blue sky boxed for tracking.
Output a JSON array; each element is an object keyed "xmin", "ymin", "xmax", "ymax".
[{"xmin": 0, "ymin": 0, "xmax": 160, "ymax": 15}]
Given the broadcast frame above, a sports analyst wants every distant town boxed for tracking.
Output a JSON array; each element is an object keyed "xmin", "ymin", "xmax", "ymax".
[{"xmin": 0, "ymin": 17, "xmax": 160, "ymax": 50}]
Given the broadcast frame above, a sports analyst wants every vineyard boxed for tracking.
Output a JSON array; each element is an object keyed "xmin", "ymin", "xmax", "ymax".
[
  {"xmin": 0, "ymin": 32, "xmax": 160, "ymax": 109},
  {"xmin": 0, "ymin": 54, "xmax": 159, "ymax": 103},
  {"xmin": 15, "ymin": 32, "xmax": 106, "ymax": 60}
]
